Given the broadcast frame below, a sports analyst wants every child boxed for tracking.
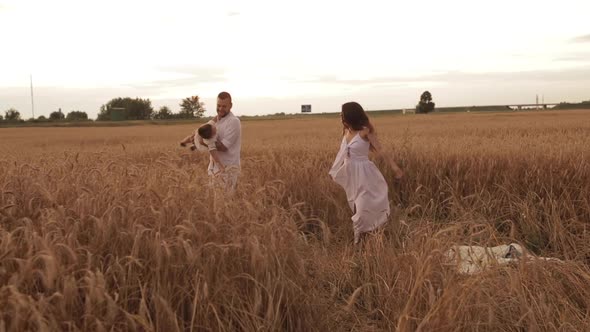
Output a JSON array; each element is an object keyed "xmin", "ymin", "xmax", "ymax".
[{"xmin": 179, "ymin": 117, "xmax": 225, "ymax": 174}]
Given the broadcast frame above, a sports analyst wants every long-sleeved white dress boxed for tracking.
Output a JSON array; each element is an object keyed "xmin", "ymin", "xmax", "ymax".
[{"xmin": 329, "ymin": 133, "xmax": 390, "ymax": 243}]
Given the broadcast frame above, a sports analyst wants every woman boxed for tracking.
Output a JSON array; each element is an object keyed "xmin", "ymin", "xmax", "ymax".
[{"xmin": 329, "ymin": 102, "xmax": 404, "ymax": 244}]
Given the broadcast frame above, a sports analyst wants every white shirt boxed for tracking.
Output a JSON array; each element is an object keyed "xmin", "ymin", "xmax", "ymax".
[
  {"xmin": 192, "ymin": 119, "xmax": 217, "ymax": 152},
  {"xmin": 208, "ymin": 112, "xmax": 241, "ymax": 174},
  {"xmin": 202, "ymin": 120, "xmax": 218, "ymax": 151}
]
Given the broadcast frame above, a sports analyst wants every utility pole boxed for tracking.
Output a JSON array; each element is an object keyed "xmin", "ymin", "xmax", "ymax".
[{"xmin": 30, "ymin": 74, "xmax": 35, "ymax": 119}]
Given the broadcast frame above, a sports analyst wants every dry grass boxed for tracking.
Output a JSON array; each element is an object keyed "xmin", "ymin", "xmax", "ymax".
[{"xmin": 1, "ymin": 109, "xmax": 589, "ymax": 331}]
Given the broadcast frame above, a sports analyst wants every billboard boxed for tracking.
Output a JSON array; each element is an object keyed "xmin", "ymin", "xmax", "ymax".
[
  {"xmin": 110, "ymin": 107, "xmax": 127, "ymax": 121},
  {"xmin": 301, "ymin": 104, "xmax": 312, "ymax": 113}
]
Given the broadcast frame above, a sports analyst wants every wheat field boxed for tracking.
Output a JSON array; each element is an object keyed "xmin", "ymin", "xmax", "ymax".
[{"xmin": 1, "ymin": 110, "xmax": 589, "ymax": 331}]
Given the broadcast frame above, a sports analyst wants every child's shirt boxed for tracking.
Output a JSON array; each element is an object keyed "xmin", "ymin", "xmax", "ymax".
[{"xmin": 194, "ymin": 119, "xmax": 218, "ymax": 151}]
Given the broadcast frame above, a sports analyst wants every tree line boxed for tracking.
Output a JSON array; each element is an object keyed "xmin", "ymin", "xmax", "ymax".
[
  {"xmin": 0, "ymin": 108, "xmax": 89, "ymax": 122},
  {"xmin": 1, "ymin": 95, "xmax": 206, "ymax": 122},
  {"xmin": 553, "ymin": 100, "xmax": 590, "ymax": 110},
  {"xmin": 4, "ymin": 92, "xmax": 431, "ymax": 121},
  {"xmin": 96, "ymin": 96, "xmax": 205, "ymax": 121}
]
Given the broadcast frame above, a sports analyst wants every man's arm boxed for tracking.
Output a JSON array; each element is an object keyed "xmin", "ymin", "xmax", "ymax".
[
  {"xmin": 209, "ymin": 150, "xmax": 225, "ymax": 172},
  {"xmin": 216, "ymin": 118, "xmax": 241, "ymax": 152},
  {"xmin": 215, "ymin": 140, "xmax": 228, "ymax": 152}
]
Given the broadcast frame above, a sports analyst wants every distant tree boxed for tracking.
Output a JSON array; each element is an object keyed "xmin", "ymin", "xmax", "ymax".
[
  {"xmin": 554, "ymin": 100, "xmax": 590, "ymax": 110},
  {"xmin": 4, "ymin": 108, "xmax": 21, "ymax": 121},
  {"xmin": 179, "ymin": 96, "xmax": 205, "ymax": 118},
  {"xmin": 98, "ymin": 97, "xmax": 154, "ymax": 121},
  {"xmin": 37, "ymin": 115, "xmax": 47, "ymax": 121},
  {"xmin": 49, "ymin": 108, "xmax": 65, "ymax": 120},
  {"xmin": 66, "ymin": 110, "xmax": 88, "ymax": 121},
  {"xmin": 0, "ymin": 114, "xmax": 3, "ymax": 121},
  {"xmin": 153, "ymin": 106, "xmax": 174, "ymax": 119},
  {"xmin": 416, "ymin": 91, "xmax": 435, "ymax": 113}
]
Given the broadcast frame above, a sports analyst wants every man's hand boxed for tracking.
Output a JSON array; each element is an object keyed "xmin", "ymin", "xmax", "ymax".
[{"xmin": 215, "ymin": 141, "xmax": 228, "ymax": 152}]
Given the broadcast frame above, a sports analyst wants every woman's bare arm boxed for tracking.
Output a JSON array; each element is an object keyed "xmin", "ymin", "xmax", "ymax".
[{"xmin": 365, "ymin": 131, "xmax": 404, "ymax": 179}]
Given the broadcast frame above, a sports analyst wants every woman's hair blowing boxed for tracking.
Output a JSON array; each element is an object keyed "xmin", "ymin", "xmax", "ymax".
[{"xmin": 341, "ymin": 102, "xmax": 374, "ymax": 133}]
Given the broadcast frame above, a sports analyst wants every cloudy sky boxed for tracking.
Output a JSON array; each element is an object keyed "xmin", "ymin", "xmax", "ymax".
[{"xmin": 1, "ymin": 0, "xmax": 589, "ymax": 119}]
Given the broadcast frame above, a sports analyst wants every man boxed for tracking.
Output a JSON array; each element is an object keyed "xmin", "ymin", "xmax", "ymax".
[{"xmin": 206, "ymin": 91, "xmax": 241, "ymax": 191}]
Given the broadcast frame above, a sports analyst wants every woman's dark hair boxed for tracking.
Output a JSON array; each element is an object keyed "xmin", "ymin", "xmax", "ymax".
[
  {"xmin": 341, "ymin": 102, "xmax": 374, "ymax": 133},
  {"xmin": 198, "ymin": 124, "xmax": 214, "ymax": 139}
]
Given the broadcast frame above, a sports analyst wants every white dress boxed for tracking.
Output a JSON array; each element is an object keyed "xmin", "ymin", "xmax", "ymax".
[{"xmin": 329, "ymin": 133, "xmax": 390, "ymax": 243}]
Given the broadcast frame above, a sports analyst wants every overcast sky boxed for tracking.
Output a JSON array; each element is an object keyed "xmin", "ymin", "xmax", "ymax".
[{"xmin": 1, "ymin": 0, "xmax": 589, "ymax": 119}]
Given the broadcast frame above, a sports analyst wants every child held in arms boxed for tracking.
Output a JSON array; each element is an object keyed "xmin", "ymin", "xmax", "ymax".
[{"xmin": 179, "ymin": 116, "xmax": 225, "ymax": 174}]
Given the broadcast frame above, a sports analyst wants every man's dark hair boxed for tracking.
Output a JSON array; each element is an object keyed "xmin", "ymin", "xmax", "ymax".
[
  {"xmin": 218, "ymin": 91, "xmax": 232, "ymax": 103},
  {"xmin": 198, "ymin": 124, "xmax": 214, "ymax": 139}
]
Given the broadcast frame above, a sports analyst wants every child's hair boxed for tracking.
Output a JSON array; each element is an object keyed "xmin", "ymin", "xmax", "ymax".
[{"xmin": 198, "ymin": 124, "xmax": 214, "ymax": 139}]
